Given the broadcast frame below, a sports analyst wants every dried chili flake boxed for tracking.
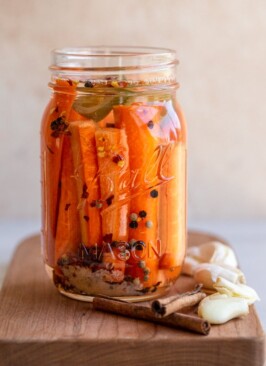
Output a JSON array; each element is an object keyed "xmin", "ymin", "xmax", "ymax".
[
  {"xmin": 103, "ymin": 233, "xmax": 113, "ymax": 243},
  {"xmin": 67, "ymin": 79, "xmax": 73, "ymax": 86},
  {"xmin": 118, "ymin": 81, "xmax": 128, "ymax": 88},
  {"xmin": 147, "ymin": 120, "xmax": 154, "ymax": 129},
  {"xmin": 112, "ymin": 154, "xmax": 124, "ymax": 164},
  {"xmin": 65, "ymin": 203, "xmax": 71, "ymax": 211},
  {"xmin": 81, "ymin": 184, "xmax": 89, "ymax": 199},
  {"xmin": 106, "ymin": 194, "xmax": 114, "ymax": 206},
  {"xmin": 84, "ymin": 80, "xmax": 94, "ymax": 88},
  {"xmin": 90, "ymin": 200, "xmax": 103, "ymax": 208},
  {"xmin": 83, "ymin": 215, "xmax": 89, "ymax": 222},
  {"xmin": 106, "ymin": 123, "xmax": 115, "ymax": 128},
  {"xmin": 50, "ymin": 117, "xmax": 69, "ymax": 138}
]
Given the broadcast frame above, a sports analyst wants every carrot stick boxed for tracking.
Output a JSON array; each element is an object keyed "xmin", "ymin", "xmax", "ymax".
[
  {"xmin": 55, "ymin": 137, "xmax": 81, "ymax": 262},
  {"xmin": 41, "ymin": 80, "xmax": 77, "ymax": 266},
  {"xmin": 158, "ymin": 142, "xmax": 186, "ymax": 270},
  {"xmin": 114, "ymin": 104, "xmax": 165, "ymax": 287},
  {"xmin": 95, "ymin": 127, "xmax": 131, "ymax": 280},
  {"xmin": 95, "ymin": 127, "xmax": 130, "ymax": 242},
  {"xmin": 69, "ymin": 121, "xmax": 102, "ymax": 247}
]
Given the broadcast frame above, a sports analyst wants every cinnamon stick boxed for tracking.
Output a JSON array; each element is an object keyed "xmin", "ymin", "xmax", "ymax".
[
  {"xmin": 152, "ymin": 292, "xmax": 206, "ymax": 317},
  {"xmin": 151, "ymin": 284, "xmax": 205, "ymax": 317},
  {"xmin": 92, "ymin": 296, "xmax": 210, "ymax": 335}
]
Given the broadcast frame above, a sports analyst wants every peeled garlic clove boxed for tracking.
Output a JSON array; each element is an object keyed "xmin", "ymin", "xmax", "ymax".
[
  {"xmin": 214, "ymin": 277, "xmax": 260, "ymax": 305},
  {"xmin": 194, "ymin": 263, "xmax": 246, "ymax": 289},
  {"xmin": 198, "ymin": 293, "xmax": 249, "ymax": 324},
  {"xmin": 199, "ymin": 241, "xmax": 238, "ymax": 268},
  {"xmin": 182, "ymin": 256, "xmax": 199, "ymax": 276}
]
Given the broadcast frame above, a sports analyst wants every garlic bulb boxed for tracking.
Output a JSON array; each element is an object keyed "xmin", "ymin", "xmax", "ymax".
[{"xmin": 198, "ymin": 293, "xmax": 249, "ymax": 324}]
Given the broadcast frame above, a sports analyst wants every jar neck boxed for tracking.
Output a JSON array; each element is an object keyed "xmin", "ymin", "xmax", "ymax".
[{"xmin": 49, "ymin": 46, "xmax": 179, "ymax": 90}]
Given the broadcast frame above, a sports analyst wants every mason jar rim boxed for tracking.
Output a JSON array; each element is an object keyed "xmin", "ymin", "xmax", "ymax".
[{"xmin": 50, "ymin": 46, "xmax": 179, "ymax": 71}]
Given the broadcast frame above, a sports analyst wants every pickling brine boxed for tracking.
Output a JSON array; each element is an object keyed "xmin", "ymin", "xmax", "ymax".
[{"xmin": 41, "ymin": 47, "xmax": 187, "ymax": 301}]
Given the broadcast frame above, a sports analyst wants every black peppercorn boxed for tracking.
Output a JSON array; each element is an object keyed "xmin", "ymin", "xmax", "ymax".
[
  {"xmin": 150, "ymin": 189, "xmax": 158, "ymax": 198},
  {"xmin": 129, "ymin": 221, "xmax": 138, "ymax": 229},
  {"xmin": 147, "ymin": 120, "xmax": 154, "ymax": 129},
  {"xmin": 84, "ymin": 80, "xmax": 93, "ymax": 88},
  {"xmin": 139, "ymin": 210, "xmax": 147, "ymax": 218}
]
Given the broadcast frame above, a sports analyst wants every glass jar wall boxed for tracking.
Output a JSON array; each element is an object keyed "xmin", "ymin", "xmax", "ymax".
[{"xmin": 41, "ymin": 47, "xmax": 187, "ymax": 301}]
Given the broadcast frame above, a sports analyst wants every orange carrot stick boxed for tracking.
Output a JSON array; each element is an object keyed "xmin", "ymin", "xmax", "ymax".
[
  {"xmin": 55, "ymin": 136, "xmax": 80, "ymax": 262},
  {"xmin": 158, "ymin": 142, "xmax": 186, "ymax": 270},
  {"xmin": 41, "ymin": 79, "xmax": 77, "ymax": 266},
  {"xmin": 95, "ymin": 127, "xmax": 130, "ymax": 242},
  {"xmin": 114, "ymin": 104, "xmax": 165, "ymax": 287},
  {"xmin": 69, "ymin": 121, "xmax": 102, "ymax": 247}
]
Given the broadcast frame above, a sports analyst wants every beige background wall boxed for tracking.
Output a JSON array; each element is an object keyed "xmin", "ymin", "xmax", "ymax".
[{"xmin": 0, "ymin": 0, "xmax": 266, "ymax": 220}]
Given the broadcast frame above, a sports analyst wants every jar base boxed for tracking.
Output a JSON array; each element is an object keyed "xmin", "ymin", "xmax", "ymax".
[{"xmin": 57, "ymin": 284, "xmax": 169, "ymax": 303}]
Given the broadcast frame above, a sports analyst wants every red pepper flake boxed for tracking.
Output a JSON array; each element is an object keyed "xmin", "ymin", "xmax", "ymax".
[
  {"xmin": 81, "ymin": 184, "xmax": 89, "ymax": 199},
  {"xmin": 90, "ymin": 199, "xmax": 103, "ymax": 208},
  {"xmin": 67, "ymin": 79, "xmax": 73, "ymax": 86},
  {"xmin": 55, "ymin": 105, "xmax": 59, "ymax": 113},
  {"xmin": 83, "ymin": 215, "xmax": 89, "ymax": 222},
  {"xmin": 103, "ymin": 233, "xmax": 113, "ymax": 243},
  {"xmin": 50, "ymin": 117, "xmax": 69, "ymax": 138},
  {"xmin": 118, "ymin": 81, "xmax": 128, "ymax": 88},
  {"xmin": 106, "ymin": 194, "xmax": 114, "ymax": 206},
  {"xmin": 84, "ymin": 80, "xmax": 94, "ymax": 88},
  {"xmin": 65, "ymin": 203, "xmax": 71, "ymax": 211},
  {"xmin": 106, "ymin": 123, "xmax": 115, "ymax": 128},
  {"xmin": 112, "ymin": 154, "xmax": 124, "ymax": 164},
  {"xmin": 147, "ymin": 120, "xmax": 154, "ymax": 129}
]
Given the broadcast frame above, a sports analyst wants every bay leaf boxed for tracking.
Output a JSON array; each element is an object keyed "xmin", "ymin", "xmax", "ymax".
[{"xmin": 73, "ymin": 95, "xmax": 121, "ymax": 122}]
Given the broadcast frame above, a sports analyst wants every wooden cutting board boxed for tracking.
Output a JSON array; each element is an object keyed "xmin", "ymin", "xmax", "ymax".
[{"xmin": 0, "ymin": 232, "xmax": 264, "ymax": 366}]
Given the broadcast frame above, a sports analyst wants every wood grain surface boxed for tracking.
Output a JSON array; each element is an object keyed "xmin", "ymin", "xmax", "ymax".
[{"xmin": 0, "ymin": 232, "xmax": 264, "ymax": 366}]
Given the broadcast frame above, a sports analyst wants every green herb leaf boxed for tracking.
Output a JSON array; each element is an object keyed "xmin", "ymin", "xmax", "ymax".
[{"xmin": 73, "ymin": 95, "xmax": 120, "ymax": 122}]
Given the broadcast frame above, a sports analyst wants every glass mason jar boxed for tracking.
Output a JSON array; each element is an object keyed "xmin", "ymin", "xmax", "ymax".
[{"xmin": 41, "ymin": 46, "xmax": 187, "ymax": 301}]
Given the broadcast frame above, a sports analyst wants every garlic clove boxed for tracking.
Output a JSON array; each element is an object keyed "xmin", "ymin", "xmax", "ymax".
[
  {"xmin": 200, "ymin": 241, "xmax": 238, "ymax": 267},
  {"xmin": 186, "ymin": 241, "xmax": 238, "ymax": 268},
  {"xmin": 194, "ymin": 263, "xmax": 246, "ymax": 289},
  {"xmin": 214, "ymin": 277, "xmax": 260, "ymax": 305},
  {"xmin": 198, "ymin": 293, "xmax": 249, "ymax": 324},
  {"xmin": 182, "ymin": 256, "xmax": 200, "ymax": 276}
]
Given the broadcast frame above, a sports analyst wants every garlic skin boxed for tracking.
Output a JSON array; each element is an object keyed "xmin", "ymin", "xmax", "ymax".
[
  {"xmin": 182, "ymin": 241, "xmax": 239, "ymax": 276},
  {"xmin": 198, "ymin": 293, "xmax": 249, "ymax": 324},
  {"xmin": 194, "ymin": 263, "xmax": 246, "ymax": 289},
  {"xmin": 188, "ymin": 241, "xmax": 238, "ymax": 267},
  {"xmin": 214, "ymin": 277, "xmax": 260, "ymax": 305}
]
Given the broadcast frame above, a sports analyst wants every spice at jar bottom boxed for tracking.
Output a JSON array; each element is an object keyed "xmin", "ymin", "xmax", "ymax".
[{"xmin": 40, "ymin": 46, "xmax": 187, "ymax": 302}]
